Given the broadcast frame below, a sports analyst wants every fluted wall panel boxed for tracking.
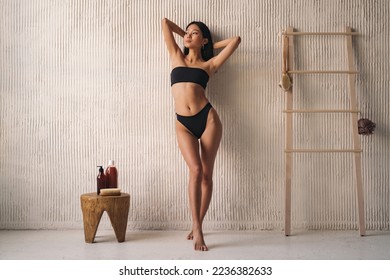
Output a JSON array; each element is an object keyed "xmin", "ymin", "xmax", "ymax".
[{"xmin": 0, "ymin": 0, "xmax": 389, "ymax": 231}]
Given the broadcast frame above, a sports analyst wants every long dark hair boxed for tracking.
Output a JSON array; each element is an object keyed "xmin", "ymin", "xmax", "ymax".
[{"xmin": 183, "ymin": 21, "xmax": 214, "ymax": 61}]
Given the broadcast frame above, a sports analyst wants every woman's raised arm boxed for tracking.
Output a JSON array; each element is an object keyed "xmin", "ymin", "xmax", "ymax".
[
  {"xmin": 162, "ymin": 18, "xmax": 185, "ymax": 57},
  {"xmin": 210, "ymin": 36, "xmax": 241, "ymax": 72}
]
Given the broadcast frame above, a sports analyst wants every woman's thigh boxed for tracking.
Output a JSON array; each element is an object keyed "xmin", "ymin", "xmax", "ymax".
[
  {"xmin": 176, "ymin": 121, "xmax": 202, "ymax": 171},
  {"xmin": 200, "ymin": 109, "xmax": 222, "ymax": 174}
]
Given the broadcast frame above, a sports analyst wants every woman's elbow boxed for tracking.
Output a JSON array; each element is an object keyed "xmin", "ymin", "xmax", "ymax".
[{"xmin": 162, "ymin": 17, "xmax": 170, "ymax": 27}]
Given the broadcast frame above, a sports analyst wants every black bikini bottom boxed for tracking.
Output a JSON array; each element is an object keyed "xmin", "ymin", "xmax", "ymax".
[{"xmin": 176, "ymin": 103, "xmax": 212, "ymax": 139}]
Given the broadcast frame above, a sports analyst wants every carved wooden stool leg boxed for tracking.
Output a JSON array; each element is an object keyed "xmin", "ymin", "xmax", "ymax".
[
  {"xmin": 81, "ymin": 197, "xmax": 104, "ymax": 243},
  {"xmin": 106, "ymin": 198, "xmax": 130, "ymax": 242}
]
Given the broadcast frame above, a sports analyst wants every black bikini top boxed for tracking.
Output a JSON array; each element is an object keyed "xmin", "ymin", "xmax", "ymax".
[{"xmin": 171, "ymin": 66, "xmax": 209, "ymax": 89}]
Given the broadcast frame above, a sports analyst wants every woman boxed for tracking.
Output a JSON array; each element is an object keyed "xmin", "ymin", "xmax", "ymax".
[{"xmin": 162, "ymin": 18, "xmax": 241, "ymax": 251}]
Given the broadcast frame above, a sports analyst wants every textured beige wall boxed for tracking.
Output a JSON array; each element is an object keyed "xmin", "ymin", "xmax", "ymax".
[{"xmin": 0, "ymin": 0, "xmax": 389, "ymax": 231}]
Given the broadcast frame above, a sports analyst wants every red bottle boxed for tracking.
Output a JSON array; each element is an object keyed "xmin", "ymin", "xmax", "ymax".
[
  {"xmin": 105, "ymin": 160, "xmax": 118, "ymax": 188},
  {"xmin": 97, "ymin": 166, "xmax": 107, "ymax": 195}
]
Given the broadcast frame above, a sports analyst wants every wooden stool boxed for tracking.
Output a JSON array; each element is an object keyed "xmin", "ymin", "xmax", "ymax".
[{"xmin": 80, "ymin": 192, "xmax": 130, "ymax": 243}]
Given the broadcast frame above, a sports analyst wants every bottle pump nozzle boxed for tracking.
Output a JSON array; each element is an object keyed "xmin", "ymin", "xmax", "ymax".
[{"xmin": 97, "ymin": 166, "xmax": 104, "ymax": 173}]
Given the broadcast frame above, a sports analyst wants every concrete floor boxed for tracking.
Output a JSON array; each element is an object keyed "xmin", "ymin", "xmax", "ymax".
[{"xmin": 1, "ymin": 229, "xmax": 390, "ymax": 260}]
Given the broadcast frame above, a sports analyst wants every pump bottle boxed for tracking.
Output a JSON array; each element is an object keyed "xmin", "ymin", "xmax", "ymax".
[
  {"xmin": 96, "ymin": 166, "xmax": 107, "ymax": 195},
  {"xmin": 105, "ymin": 160, "xmax": 118, "ymax": 188}
]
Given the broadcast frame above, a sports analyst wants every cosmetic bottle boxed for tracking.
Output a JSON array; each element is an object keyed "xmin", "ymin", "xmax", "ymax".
[
  {"xmin": 105, "ymin": 160, "xmax": 118, "ymax": 188},
  {"xmin": 96, "ymin": 166, "xmax": 107, "ymax": 195}
]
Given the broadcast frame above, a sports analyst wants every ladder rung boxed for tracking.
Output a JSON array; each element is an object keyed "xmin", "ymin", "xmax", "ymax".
[
  {"xmin": 285, "ymin": 149, "xmax": 362, "ymax": 153},
  {"xmin": 288, "ymin": 70, "xmax": 358, "ymax": 74},
  {"xmin": 283, "ymin": 31, "xmax": 359, "ymax": 36},
  {"xmin": 283, "ymin": 109, "xmax": 360, "ymax": 113}
]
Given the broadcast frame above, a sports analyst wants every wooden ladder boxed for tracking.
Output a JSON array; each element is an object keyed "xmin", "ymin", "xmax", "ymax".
[{"xmin": 283, "ymin": 26, "xmax": 365, "ymax": 236}]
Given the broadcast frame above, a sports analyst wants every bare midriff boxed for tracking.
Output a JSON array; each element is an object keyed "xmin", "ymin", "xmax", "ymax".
[{"xmin": 172, "ymin": 83, "xmax": 209, "ymax": 116}]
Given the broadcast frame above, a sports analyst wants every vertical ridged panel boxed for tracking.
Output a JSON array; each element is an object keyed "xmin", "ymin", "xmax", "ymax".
[{"xmin": 0, "ymin": 0, "xmax": 389, "ymax": 231}]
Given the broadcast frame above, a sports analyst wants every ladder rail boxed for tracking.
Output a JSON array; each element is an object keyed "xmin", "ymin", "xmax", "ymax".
[
  {"xmin": 285, "ymin": 149, "xmax": 362, "ymax": 153},
  {"xmin": 288, "ymin": 70, "xmax": 358, "ymax": 74},
  {"xmin": 345, "ymin": 26, "xmax": 366, "ymax": 236},
  {"xmin": 283, "ymin": 109, "xmax": 360, "ymax": 113},
  {"xmin": 282, "ymin": 31, "xmax": 359, "ymax": 36},
  {"xmin": 284, "ymin": 26, "xmax": 294, "ymax": 236}
]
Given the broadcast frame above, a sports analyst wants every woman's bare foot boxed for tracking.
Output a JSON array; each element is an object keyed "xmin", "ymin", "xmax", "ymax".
[
  {"xmin": 193, "ymin": 228, "xmax": 208, "ymax": 251},
  {"xmin": 187, "ymin": 230, "xmax": 193, "ymax": 240}
]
